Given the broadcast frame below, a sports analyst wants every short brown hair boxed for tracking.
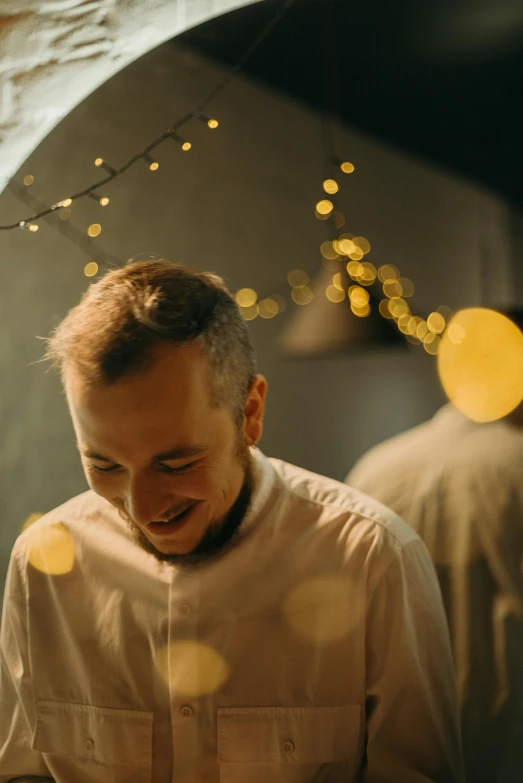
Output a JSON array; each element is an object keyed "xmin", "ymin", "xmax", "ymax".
[{"xmin": 46, "ymin": 260, "xmax": 257, "ymax": 423}]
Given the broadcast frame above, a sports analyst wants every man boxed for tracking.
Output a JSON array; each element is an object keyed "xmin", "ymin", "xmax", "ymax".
[
  {"xmin": 0, "ymin": 260, "xmax": 463, "ymax": 782},
  {"xmin": 347, "ymin": 309, "xmax": 523, "ymax": 783}
]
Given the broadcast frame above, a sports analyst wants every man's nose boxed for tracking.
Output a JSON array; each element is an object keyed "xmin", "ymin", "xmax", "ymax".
[{"xmin": 125, "ymin": 473, "xmax": 174, "ymax": 526}]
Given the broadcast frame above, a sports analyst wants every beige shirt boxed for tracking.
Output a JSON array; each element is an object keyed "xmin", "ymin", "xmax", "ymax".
[
  {"xmin": 1, "ymin": 448, "xmax": 463, "ymax": 783},
  {"xmin": 347, "ymin": 405, "xmax": 523, "ymax": 779}
]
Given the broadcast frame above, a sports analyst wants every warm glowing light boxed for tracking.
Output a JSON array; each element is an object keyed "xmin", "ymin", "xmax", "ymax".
[
  {"xmin": 321, "ymin": 241, "xmax": 339, "ymax": 260},
  {"xmin": 447, "ymin": 323, "xmax": 466, "ymax": 345},
  {"xmin": 182, "ymin": 142, "xmax": 192, "ymax": 151},
  {"xmin": 315, "ymin": 210, "xmax": 330, "ymax": 221},
  {"xmin": 332, "ymin": 273, "xmax": 344, "ymax": 291},
  {"xmin": 283, "ymin": 577, "xmax": 359, "ymax": 645},
  {"xmin": 240, "ymin": 304, "xmax": 258, "ymax": 320},
  {"xmin": 155, "ymin": 641, "xmax": 229, "ymax": 696},
  {"xmin": 353, "ymin": 236, "xmax": 371, "ymax": 254},
  {"xmin": 84, "ymin": 262, "xmax": 99, "ymax": 277},
  {"xmin": 316, "ymin": 199, "xmax": 334, "ymax": 216},
  {"xmin": 21, "ymin": 512, "xmax": 44, "ymax": 532},
  {"xmin": 340, "ymin": 161, "xmax": 355, "ymax": 174},
  {"xmin": 94, "ymin": 157, "xmax": 103, "ymax": 167},
  {"xmin": 24, "ymin": 522, "xmax": 75, "ymax": 575},
  {"xmin": 352, "ymin": 302, "xmax": 371, "ymax": 318},
  {"xmin": 389, "ymin": 297, "xmax": 410, "ymax": 319},
  {"xmin": 424, "ymin": 333, "xmax": 441, "ymax": 355},
  {"xmin": 287, "ymin": 269, "xmax": 309, "ymax": 288},
  {"xmin": 383, "ymin": 280, "xmax": 403, "ymax": 298},
  {"xmin": 87, "ymin": 223, "xmax": 102, "ymax": 237},
  {"xmin": 149, "ymin": 161, "xmax": 159, "ymax": 171},
  {"xmin": 59, "ymin": 208, "xmax": 71, "ymax": 221},
  {"xmin": 338, "ymin": 239, "xmax": 356, "ymax": 256},
  {"xmin": 28, "ymin": 224, "xmax": 39, "ymax": 232},
  {"xmin": 326, "ymin": 284, "xmax": 345, "ymax": 303},
  {"xmin": 427, "ymin": 312, "xmax": 446, "ymax": 334},
  {"xmin": 323, "ymin": 179, "xmax": 339, "ymax": 194},
  {"xmin": 99, "ymin": 196, "xmax": 110, "ymax": 206},
  {"xmin": 258, "ymin": 298, "xmax": 279, "ymax": 319},
  {"xmin": 236, "ymin": 288, "xmax": 257, "ymax": 307},
  {"xmin": 378, "ymin": 264, "xmax": 399, "ymax": 282},
  {"xmin": 333, "ymin": 211, "xmax": 345, "ymax": 228},
  {"xmin": 359, "ymin": 262, "xmax": 377, "ymax": 284},
  {"xmin": 398, "ymin": 278, "xmax": 415, "ymax": 297},
  {"xmin": 347, "ymin": 260, "xmax": 364, "ymax": 279},
  {"xmin": 292, "ymin": 286, "xmax": 314, "ymax": 305},
  {"xmin": 416, "ymin": 320, "xmax": 429, "ymax": 340},
  {"xmin": 23, "ymin": 175, "xmax": 34, "ymax": 186},
  {"xmin": 379, "ymin": 299, "xmax": 394, "ymax": 319},
  {"xmin": 61, "ymin": 198, "xmax": 73, "ymax": 208},
  {"xmin": 348, "ymin": 247, "xmax": 364, "ymax": 261},
  {"xmin": 349, "ymin": 286, "xmax": 369, "ymax": 306},
  {"xmin": 397, "ymin": 313, "xmax": 415, "ymax": 334},
  {"xmin": 438, "ymin": 308, "xmax": 523, "ymax": 422},
  {"xmin": 208, "ymin": 118, "xmax": 219, "ymax": 129}
]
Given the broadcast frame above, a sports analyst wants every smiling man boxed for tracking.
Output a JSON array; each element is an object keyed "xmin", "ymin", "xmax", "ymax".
[{"xmin": 0, "ymin": 260, "xmax": 464, "ymax": 783}]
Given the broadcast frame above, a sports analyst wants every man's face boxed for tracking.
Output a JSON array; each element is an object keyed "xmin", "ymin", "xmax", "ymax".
[{"xmin": 65, "ymin": 341, "xmax": 266, "ymax": 562}]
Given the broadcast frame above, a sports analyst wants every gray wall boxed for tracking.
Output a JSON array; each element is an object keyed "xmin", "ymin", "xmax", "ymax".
[{"xmin": 0, "ymin": 42, "xmax": 513, "ymax": 593}]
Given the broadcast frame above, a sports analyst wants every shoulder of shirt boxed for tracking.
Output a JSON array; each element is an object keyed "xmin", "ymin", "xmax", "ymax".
[
  {"xmin": 267, "ymin": 456, "xmax": 420, "ymax": 551},
  {"xmin": 13, "ymin": 490, "xmax": 115, "ymax": 555}
]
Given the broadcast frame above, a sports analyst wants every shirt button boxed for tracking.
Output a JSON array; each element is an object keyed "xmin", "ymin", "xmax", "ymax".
[
  {"xmin": 85, "ymin": 737, "xmax": 95, "ymax": 751},
  {"xmin": 178, "ymin": 603, "xmax": 191, "ymax": 616},
  {"xmin": 180, "ymin": 704, "xmax": 194, "ymax": 718},
  {"xmin": 283, "ymin": 740, "xmax": 295, "ymax": 753}
]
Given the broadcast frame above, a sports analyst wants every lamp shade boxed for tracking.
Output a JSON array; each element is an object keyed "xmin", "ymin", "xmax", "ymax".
[{"xmin": 280, "ymin": 267, "xmax": 406, "ymax": 357}]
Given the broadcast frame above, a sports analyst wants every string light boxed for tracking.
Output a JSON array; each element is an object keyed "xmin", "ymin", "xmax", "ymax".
[
  {"xmin": 292, "ymin": 286, "xmax": 314, "ymax": 305},
  {"xmin": 323, "ymin": 179, "xmax": 339, "ymax": 194},
  {"xmin": 170, "ymin": 133, "xmax": 192, "ymax": 151},
  {"xmin": 87, "ymin": 223, "xmax": 102, "ymax": 237},
  {"xmin": 100, "ymin": 197, "xmax": 110, "ymax": 206},
  {"xmin": 143, "ymin": 153, "xmax": 159, "ymax": 171},
  {"xmin": 23, "ymin": 175, "xmax": 34, "ymax": 187},
  {"xmin": 28, "ymin": 223, "xmax": 39, "ymax": 232},
  {"xmin": 326, "ymin": 285, "xmax": 345, "ymax": 303},
  {"xmin": 236, "ymin": 288, "xmax": 257, "ymax": 307},
  {"xmin": 94, "ymin": 158, "xmax": 116, "ymax": 175},
  {"xmin": 340, "ymin": 161, "xmax": 355, "ymax": 174},
  {"xmin": 315, "ymin": 199, "xmax": 334, "ymax": 217},
  {"xmin": 198, "ymin": 114, "xmax": 219, "ymax": 129},
  {"xmin": 59, "ymin": 198, "xmax": 73, "ymax": 208},
  {"xmin": 84, "ymin": 262, "xmax": 99, "ymax": 277}
]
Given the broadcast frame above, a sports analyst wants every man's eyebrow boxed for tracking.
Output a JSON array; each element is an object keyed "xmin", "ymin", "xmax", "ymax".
[
  {"xmin": 76, "ymin": 443, "xmax": 208, "ymax": 463},
  {"xmin": 153, "ymin": 444, "xmax": 208, "ymax": 462}
]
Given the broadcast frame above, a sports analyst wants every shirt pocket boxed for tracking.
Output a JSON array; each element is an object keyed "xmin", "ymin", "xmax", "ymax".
[
  {"xmin": 32, "ymin": 699, "xmax": 153, "ymax": 783},
  {"xmin": 217, "ymin": 705, "xmax": 362, "ymax": 783}
]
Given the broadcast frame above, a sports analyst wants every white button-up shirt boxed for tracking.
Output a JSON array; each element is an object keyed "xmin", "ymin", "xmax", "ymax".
[
  {"xmin": 1, "ymin": 449, "xmax": 463, "ymax": 783},
  {"xmin": 347, "ymin": 405, "xmax": 523, "ymax": 781}
]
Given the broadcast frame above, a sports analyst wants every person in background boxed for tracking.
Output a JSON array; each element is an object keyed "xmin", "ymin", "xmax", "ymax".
[
  {"xmin": 0, "ymin": 260, "xmax": 463, "ymax": 783},
  {"xmin": 347, "ymin": 308, "xmax": 523, "ymax": 783}
]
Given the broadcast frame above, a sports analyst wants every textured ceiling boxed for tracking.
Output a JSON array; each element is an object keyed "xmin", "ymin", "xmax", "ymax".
[{"xmin": 0, "ymin": 0, "xmax": 256, "ymax": 192}]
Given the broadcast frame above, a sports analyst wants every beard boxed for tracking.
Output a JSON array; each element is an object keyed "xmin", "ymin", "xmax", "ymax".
[{"xmin": 119, "ymin": 440, "xmax": 255, "ymax": 567}]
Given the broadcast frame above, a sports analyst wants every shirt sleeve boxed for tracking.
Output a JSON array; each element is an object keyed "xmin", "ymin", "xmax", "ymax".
[
  {"xmin": 362, "ymin": 536, "xmax": 465, "ymax": 783},
  {"xmin": 0, "ymin": 548, "xmax": 53, "ymax": 783}
]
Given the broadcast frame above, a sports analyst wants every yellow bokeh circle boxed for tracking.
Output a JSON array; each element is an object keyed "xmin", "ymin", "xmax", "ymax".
[
  {"xmin": 155, "ymin": 641, "xmax": 229, "ymax": 697},
  {"xmin": 24, "ymin": 522, "xmax": 75, "ymax": 575},
  {"xmin": 437, "ymin": 308, "xmax": 523, "ymax": 422}
]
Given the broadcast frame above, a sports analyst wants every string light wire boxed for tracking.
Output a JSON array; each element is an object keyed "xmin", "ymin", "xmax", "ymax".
[{"xmin": 0, "ymin": 0, "xmax": 297, "ymax": 231}]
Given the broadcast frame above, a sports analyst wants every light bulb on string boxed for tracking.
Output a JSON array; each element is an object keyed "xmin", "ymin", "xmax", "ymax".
[
  {"xmin": 84, "ymin": 262, "xmax": 99, "ymax": 277},
  {"xmin": 28, "ymin": 223, "xmax": 39, "ymax": 233},
  {"xmin": 23, "ymin": 175, "xmax": 35, "ymax": 187},
  {"xmin": 170, "ymin": 132, "xmax": 192, "ymax": 151},
  {"xmin": 87, "ymin": 223, "xmax": 102, "ymax": 238},
  {"xmin": 331, "ymin": 157, "xmax": 355, "ymax": 174},
  {"xmin": 94, "ymin": 158, "xmax": 116, "ymax": 175},
  {"xmin": 88, "ymin": 192, "xmax": 110, "ymax": 207},
  {"xmin": 143, "ymin": 153, "xmax": 159, "ymax": 171},
  {"xmin": 323, "ymin": 179, "xmax": 339, "ymax": 195},
  {"xmin": 197, "ymin": 114, "xmax": 219, "ymax": 129}
]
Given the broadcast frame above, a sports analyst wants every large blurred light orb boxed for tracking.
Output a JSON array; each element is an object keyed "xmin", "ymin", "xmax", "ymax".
[
  {"xmin": 24, "ymin": 522, "xmax": 75, "ymax": 575},
  {"xmin": 155, "ymin": 641, "xmax": 229, "ymax": 697},
  {"xmin": 438, "ymin": 308, "xmax": 523, "ymax": 422}
]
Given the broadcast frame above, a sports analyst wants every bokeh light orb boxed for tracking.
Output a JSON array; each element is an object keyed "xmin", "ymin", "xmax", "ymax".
[
  {"xmin": 24, "ymin": 522, "xmax": 75, "ymax": 575},
  {"xmin": 155, "ymin": 641, "xmax": 229, "ymax": 697},
  {"xmin": 437, "ymin": 308, "xmax": 523, "ymax": 422}
]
